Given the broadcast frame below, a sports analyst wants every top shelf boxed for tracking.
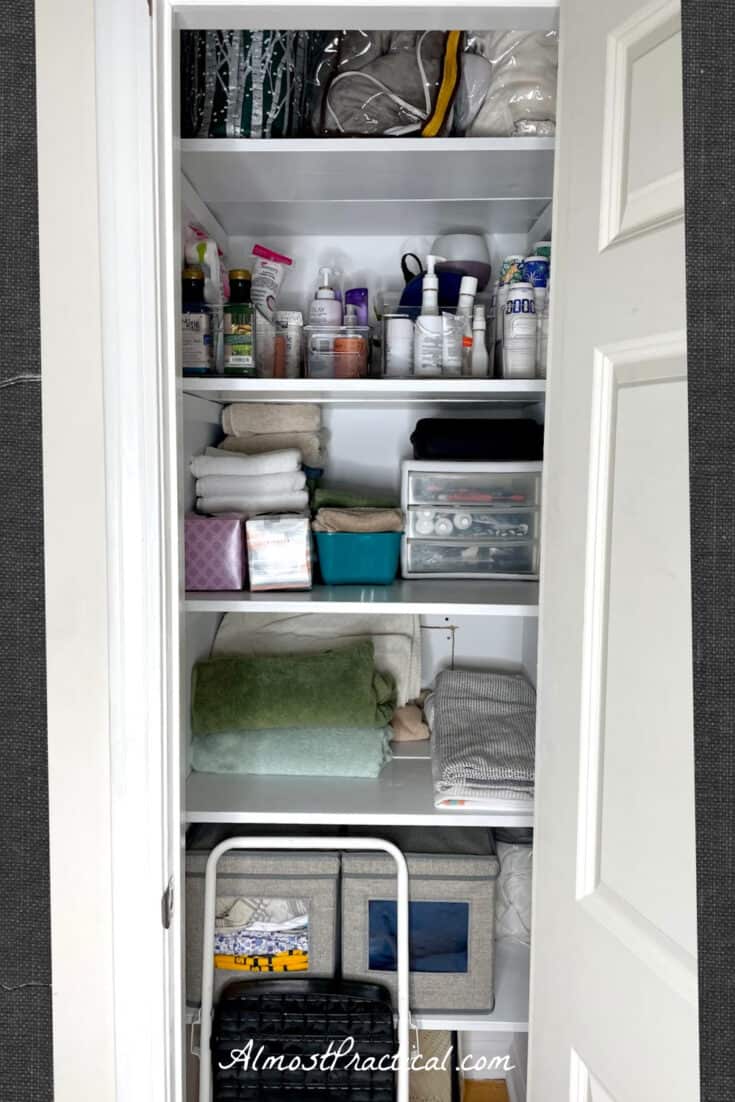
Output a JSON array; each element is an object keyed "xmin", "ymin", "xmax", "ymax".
[{"xmin": 180, "ymin": 138, "xmax": 555, "ymax": 236}]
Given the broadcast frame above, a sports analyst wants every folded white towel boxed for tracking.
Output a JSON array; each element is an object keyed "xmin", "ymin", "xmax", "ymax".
[
  {"xmin": 192, "ymin": 449, "xmax": 301, "ymax": 478},
  {"xmin": 221, "ymin": 432, "xmax": 327, "ymax": 469},
  {"xmin": 222, "ymin": 402, "xmax": 321, "ymax": 437},
  {"xmin": 195, "ymin": 471, "xmax": 307, "ymax": 498},
  {"xmin": 197, "ymin": 491, "xmax": 310, "ymax": 517}
]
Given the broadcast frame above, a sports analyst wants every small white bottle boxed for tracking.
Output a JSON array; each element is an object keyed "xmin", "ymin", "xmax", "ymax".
[
  {"xmin": 414, "ymin": 255, "xmax": 445, "ymax": 377},
  {"xmin": 457, "ymin": 275, "xmax": 478, "ymax": 376},
  {"xmin": 309, "ymin": 267, "xmax": 343, "ymax": 326},
  {"xmin": 470, "ymin": 304, "xmax": 489, "ymax": 377}
]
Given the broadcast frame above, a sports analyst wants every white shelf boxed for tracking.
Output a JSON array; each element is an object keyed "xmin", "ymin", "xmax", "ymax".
[
  {"xmin": 185, "ymin": 752, "xmax": 534, "ymax": 827},
  {"xmin": 180, "ymin": 138, "xmax": 554, "ymax": 236},
  {"xmin": 414, "ymin": 940, "xmax": 530, "ymax": 1033},
  {"xmin": 184, "ymin": 579, "xmax": 539, "ymax": 617},
  {"xmin": 182, "ymin": 377, "xmax": 546, "ymax": 406}
]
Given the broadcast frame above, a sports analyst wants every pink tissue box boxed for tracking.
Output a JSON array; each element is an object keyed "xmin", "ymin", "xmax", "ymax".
[{"xmin": 185, "ymin": 514, "xmax": 245, "ymax": 591}]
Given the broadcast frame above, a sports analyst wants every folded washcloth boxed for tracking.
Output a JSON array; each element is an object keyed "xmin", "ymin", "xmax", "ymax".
[
  {"xmin": 197, "ymin": 491, "xmax": 309, "ymax": 516},
  {"xmin": 313, "ymin": 485, "xmax": 399, "ymax": 509},
  {"xmin": 195, "ymin": 471, "xmax": 306, "ymax": 498},
  {"xmin": 192, "ymin": 640, "xmax": 397, "ymax": 734},
  {"xmin": 221, "ymin": 432, "xmax": 327, "ymax": 469},
  {"xmin": 430, "ymin": 669, "xmax": 536, "ymax": 802},
  {"xmin": 390, "ymin": 703, "xmax": 430, "ymax": 742},
  {"xmin": 223, "ymin": 402, "xmax": 321, "ymax": 437},
  {"xmin": 312, "ymin": 507, "xmax": 404, "ymax": 534},
  {"xmin": 191, "ymin": 727, "xmax": 393, "ymax": 778},
  {"xmin": 192, "ymin": 449, "xmax": 301, "ymax": 477},
  {"xmin": 212, "ymin": 612, "xmax": 421, "ymax": 708}
]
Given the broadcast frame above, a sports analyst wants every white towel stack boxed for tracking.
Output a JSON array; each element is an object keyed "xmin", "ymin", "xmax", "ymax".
[
  {"xmin": 217, "ymin": 402, "xmax": 326, "ymax": 470},
  {"xmin": 192, "ymin": 448, "xmax": 309, "ymax": 517}
]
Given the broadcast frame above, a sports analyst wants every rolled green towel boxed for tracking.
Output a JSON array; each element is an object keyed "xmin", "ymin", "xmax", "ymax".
[
  {"xmin": 191, "ymin": 640, "xmax": 396, "ymax": 734},
  {"xmin": 313, "ymin": 485, "xmax": 399, "ymax": 510},
  {"xmin": 191, "ymin": 728, "xmax": 393, "ymax": 778}
]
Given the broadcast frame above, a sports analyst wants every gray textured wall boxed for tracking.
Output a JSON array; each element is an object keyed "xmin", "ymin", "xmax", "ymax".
[
  {"xmin": 682, "ymin": 4, "xmax": 735, "ymax": 1099},
  {"xmin": 0, "ymin": 0, "xmax": 53, "ymax": 1097}
]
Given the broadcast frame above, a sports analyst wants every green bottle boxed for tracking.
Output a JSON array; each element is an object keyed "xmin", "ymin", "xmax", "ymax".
[{"xmin": 224, "ymin": 269, "xmax": 254, "ymax": 377}]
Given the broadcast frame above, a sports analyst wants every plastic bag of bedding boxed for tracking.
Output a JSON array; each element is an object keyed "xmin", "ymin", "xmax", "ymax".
[
  {"xmin": 181, "ymin": 29, "xmax": 331, "ymax": 138},
  {"xmin": 457, "ymin": 30, "xmax": 558, "ymax": 137},
  {"xmin": 310, "ymin": 30, "xmax": 462, "ymax": 137}
]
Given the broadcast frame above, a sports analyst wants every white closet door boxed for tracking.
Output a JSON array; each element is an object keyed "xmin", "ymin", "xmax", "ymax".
[{"xmin": 530, "ymin": 0, "xmax": 698, "ymax": 1098}]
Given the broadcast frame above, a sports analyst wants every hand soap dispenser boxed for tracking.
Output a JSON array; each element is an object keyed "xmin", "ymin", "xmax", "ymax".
[
  {"xmin": 413, "ymin": 255, "xmax": 445, "ymax": 377},
  {"xmin": 309, "ymin": 267, "xmax": 343, "ymax": 326}
]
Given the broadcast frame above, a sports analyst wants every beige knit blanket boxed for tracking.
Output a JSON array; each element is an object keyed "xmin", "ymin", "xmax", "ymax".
[{"xmin": 312, "ymin": 507, "xmax": 404, "ymax": 533}]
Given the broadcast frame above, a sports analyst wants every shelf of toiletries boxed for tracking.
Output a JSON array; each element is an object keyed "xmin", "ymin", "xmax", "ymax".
[
  {"xmin": 185, "ymin": 752, "xmax": 535, "ymax": 828},
  {"xmin": 183, "ymin": 579, "xmax": 540, "ymax": 617},
  {"xmin": 181, "ymin": 377, "xmax": 546, "ymax": 405}
]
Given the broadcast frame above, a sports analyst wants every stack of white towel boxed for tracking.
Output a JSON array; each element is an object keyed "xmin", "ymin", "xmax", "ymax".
[
  {"xmin": 217, "ymin": 402, "xmax": 326, "ymax": 470},
  {"xmin": 192, "ymin": 448, "xmax": 308, "ymax": 517}
]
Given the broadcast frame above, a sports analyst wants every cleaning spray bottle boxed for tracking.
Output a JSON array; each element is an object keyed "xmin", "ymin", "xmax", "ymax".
[
  {"xmin": 457, "ymin": 275, "xmax": 478, "ymax": 375},
  {"xmin": 413, "ymin": 255, "xmax": 445, "ymax": 377}
]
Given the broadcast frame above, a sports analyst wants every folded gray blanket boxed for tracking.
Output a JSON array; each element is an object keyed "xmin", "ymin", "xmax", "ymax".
[{"xmin": 430, "ymin": 669, "xmax": 536, "ymax": 801}]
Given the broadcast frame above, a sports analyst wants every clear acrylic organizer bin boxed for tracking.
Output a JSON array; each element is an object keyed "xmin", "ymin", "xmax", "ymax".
[{"xmin": 303, "ymin": 325, "xmax": 370, "ymax": 379}]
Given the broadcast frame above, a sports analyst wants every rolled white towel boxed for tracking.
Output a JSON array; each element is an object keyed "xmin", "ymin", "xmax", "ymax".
[
  {"xmin": 197, "ymin": 491, "xmax": 310, "ymax": 517},
  {"xmin": 195, "ymin": 471, "xmax": 307, "ymax": 499},
  {"xmin": 222, "ymin": 402, "xmax": 321, "ymax": 437},
  {"xmin": 191, "ymin": 449, "xmax": 301, "ymax": 478}
]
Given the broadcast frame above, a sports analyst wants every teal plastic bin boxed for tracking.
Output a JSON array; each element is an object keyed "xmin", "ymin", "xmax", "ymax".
[{"xmin": 315, "ymin": 532, "xmax": 402, "ymax": 585}]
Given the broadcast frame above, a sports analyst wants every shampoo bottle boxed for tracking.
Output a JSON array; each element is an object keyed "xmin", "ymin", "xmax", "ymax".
[{"xmin": 413, "ymin": 255, "xmax": 445, "ymax": 377}]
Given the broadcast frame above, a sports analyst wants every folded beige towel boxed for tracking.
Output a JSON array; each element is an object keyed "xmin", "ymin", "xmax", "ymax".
[
  {"xmin": 221, "ymin": 432, "xmax": 327, "ymax": 469},
  {"xmin": 195, "ymin": 471, "xmax": 306, "ymax": 498},
  {"xmin": 222, "ymin": 402, "xmax": 321, "ymax": 437},
  {"xmin": 390, "ymin": 704, "xmax": 430, "ymax": 742},
  {"xmin": 312, "ymin": 507, "xmax": 404, "ymax": 534},
  {"xmin": 196, "ymin": 491, "xmax": 309, "ymax": 516}
]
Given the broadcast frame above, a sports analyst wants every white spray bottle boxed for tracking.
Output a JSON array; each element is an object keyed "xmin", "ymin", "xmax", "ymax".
[{"xmin": 413, "ymin": 255, "xmax": 445, "ymax": 377}]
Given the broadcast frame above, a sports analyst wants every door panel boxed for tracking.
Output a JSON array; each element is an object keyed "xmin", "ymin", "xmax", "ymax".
[{"xmin": 530, "ymin": 0, "xmax": 698, "ymax": 1096}]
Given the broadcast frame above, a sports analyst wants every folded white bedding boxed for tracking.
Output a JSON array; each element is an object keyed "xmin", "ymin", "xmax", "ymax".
[
  {"xmin": 192, "ymin": 449, "xmax": 301, "ymax": 477},
  {"xmin": 195, "ymin": 471, "xmax": 306, "ymax": 498},
  {"xmin": 197, "ymin": 491, "xmax": 310, "ymax": 516}
]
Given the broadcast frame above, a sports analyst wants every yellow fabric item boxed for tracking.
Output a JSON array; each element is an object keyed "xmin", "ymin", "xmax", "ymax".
[
  {"xmin": 462, "ymin": 1080, "xmax": 510, "ymax": 1102},
  {"xmin": 422, "ymin": 31, "xmax": 462, "ymax": 137},
  {"xmin": 214, "ymin": 949, "xmax": 308, "ymax": 973}
]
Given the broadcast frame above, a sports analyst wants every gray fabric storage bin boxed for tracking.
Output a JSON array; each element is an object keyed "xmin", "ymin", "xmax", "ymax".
[
  {"xmin": 341, "ymin": 828, "xmax": 499, "ymax": 1013},
  {"xmin": 186, "ymin": 850, "xmax": 339, "ymax": 1007}
]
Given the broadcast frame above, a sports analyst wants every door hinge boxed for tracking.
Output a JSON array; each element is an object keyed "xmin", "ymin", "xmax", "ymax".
[{"xmin": 161, "ymin": 876, "xmax": 175, "ymax": 929}]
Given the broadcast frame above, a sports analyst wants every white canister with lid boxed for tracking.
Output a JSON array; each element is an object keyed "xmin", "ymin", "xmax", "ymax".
[{"xmin": 503, "ymin": 282, "xmax": 537, "ymax": 379}]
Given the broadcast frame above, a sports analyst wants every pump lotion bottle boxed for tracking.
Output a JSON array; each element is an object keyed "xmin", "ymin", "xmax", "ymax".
[
  {"xmin": 413, "ymin": 255, "xmax": 445, "ymax": 377},
  {"xmin": 309, "ymin": 268, "xmax": 343, "ymax": 326}
]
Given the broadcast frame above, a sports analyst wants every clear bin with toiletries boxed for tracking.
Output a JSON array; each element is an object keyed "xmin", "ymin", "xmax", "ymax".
[
  {"xmin": 404, "ymin": 462, "xmax": 542, "ymax": 508},
  {"xmin": 404, "ymin": 538, "xmax": 539, "ymax": 578},
  {"xmin": 407, "ymin": 505, "xmax": 539, "ymax": 541},
  {"xmin": 401, "ymin": 460, "xmax": 542, "ymax": 579},
  {"xmin": 380, "ymin": 299, "xmax": 493, "ymax": 379},
  {"xmin": 303, "ymin": 324, "xmax": 370, "ymax": 379}
]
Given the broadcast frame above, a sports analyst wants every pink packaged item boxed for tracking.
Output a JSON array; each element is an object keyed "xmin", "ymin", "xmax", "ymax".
[{"xmin": 185, "ymin": 514, "xmax": 245, "ymax": 591}]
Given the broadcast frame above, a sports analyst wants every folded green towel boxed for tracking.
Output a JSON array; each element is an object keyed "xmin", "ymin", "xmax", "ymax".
[
  {"xmin": 191, "ymin": 728, "xmax": 393, "ymax": 778},
  {"xmin": 313, "ymin": 485, "xmax": 399, "ymax": 510},
  {"xmin": 191, "ymin": 640, "xmax": 396, "ymax": 735}
]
